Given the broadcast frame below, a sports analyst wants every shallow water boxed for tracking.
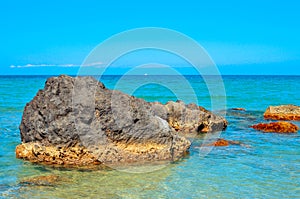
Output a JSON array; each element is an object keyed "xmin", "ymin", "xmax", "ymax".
[{"xmin": 0, "ymin": 75, "xmax": 299, "ymax": 198}]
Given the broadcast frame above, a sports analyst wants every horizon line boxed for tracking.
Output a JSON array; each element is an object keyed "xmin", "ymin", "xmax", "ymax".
[{"xmin": 1, "ymin": 74, "xmax": 300, "ymax": 77}]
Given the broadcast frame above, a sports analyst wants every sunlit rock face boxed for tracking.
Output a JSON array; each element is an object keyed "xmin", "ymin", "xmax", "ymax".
[{"xmin": 264, "ymin": 105, "xmax": 300, "ymax": 121}]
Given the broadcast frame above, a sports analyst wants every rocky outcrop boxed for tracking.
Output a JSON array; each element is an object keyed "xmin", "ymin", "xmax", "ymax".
[
  {"xmin": 16, "ymin": 75, "xmax": 227, "ymax": 166},
  {"xmin": 151, "ymin": 101, "xmax": 227, "ymax": 134},
  {"xmin": 264, "ymin": 105, "xmax": 300, "ymax": 121},
  {"xmin": 251, "ymin": 121, "xmax": 299, "ymax": 133}
]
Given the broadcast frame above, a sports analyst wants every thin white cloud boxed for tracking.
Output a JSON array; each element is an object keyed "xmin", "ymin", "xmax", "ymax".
[
  {"xmin": 139, "ymin": 64, "xmax": 169, "ymax": 68},
  {"xmin": 10, "ymin": 62, "xmax": 104, "ymax": 68},
  {"xmin": 82, "ymin": 62, "xmax": 104, "ymax": 67},
  {"xmin": 10, "ymin": 64, "xmax": 77, "ymax": 68}
]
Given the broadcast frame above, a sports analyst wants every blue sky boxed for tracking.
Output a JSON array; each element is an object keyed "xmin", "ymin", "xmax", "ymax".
[{"xmin": 1, "ymin": 0, "xmax": 300, "ymax": 75}]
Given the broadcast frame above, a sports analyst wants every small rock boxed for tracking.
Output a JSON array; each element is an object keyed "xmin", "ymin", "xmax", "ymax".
[
  {"xmin": 204, "ymin": 138, "xmax": 242, "ymax": 147},
  {"xmin": 264, "ymin": 105, "xmax": 300, "ymax": 121},
  {"xmin": 251, "ymin": 121, "xmax": 299, "ymax": 133},
  {"xmin": 231, "ymin": 108, "xmax": 246, "ymax": 111},
  {"xmin": 211, "ymin": 138, "xmax": 229, "ymax": 146}
]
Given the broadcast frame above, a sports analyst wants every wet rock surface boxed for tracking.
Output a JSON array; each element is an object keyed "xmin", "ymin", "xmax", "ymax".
[
  {"xmin": 264, "ymin": 105, "xmax": 300, "ymax": 121},
  {"xmin": 16, "ymin": 142, "xmax": 101, "ymax": 166},
  {"xmin": 16, "ymin": 75, "xmax": 227, "ymax": 166},
  {"xmin": 204, "ymin": 138, "xmax": 243, "ymax": 147},
  {"xmin": 20, "ymin": 175, "xmax": 62, "ymax": 186},
  {"xmin": 251, "ymin": 121, "xmax": 299, "ymax": 133}
]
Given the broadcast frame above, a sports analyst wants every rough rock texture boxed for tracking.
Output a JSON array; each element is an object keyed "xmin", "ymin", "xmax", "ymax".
[
  {"xmin": 204, "ymin": 138, "xmax": 242, "ymax": 147},
  {"xmin": 16, "ymin": 142, "xmax": 101, "ymax": 166},
  {"xmin": 264, "ymin": 105, "xmax": 300, "ymax": 121},
  {"xmin": 251, "ymin": 121, "xmax": 299, "ymax": 133},
  {"xmin": 151, "ymin": 101, "xmax": 227, "ymax": 134},
  {"xmin": 16, "ymin": 75, "xmax": 227, "ymax": 166}
]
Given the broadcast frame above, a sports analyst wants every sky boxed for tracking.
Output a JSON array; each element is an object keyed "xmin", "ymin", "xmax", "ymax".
[{"xmin": 1, "ymin": 0, "xmax": 300, "ymax": 75}]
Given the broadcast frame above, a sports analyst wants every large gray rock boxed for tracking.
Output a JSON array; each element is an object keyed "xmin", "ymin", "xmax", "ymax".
[{"xmin": 16, "ymin": 75, "xmax": 227, "ymax": 166}]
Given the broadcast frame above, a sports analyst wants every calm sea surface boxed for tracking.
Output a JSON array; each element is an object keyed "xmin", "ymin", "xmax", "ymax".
[{"xmin": 0, "ymin": 75, "xmax": 299, "ymax": 198}]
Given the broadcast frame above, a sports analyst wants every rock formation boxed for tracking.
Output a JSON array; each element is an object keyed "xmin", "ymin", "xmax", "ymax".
[
  {"xmin": 264, "ymin": 105, "xmax": 300, "ymax": 121},
  {"xmin": 251, "ymin": 121, "xmax": 299, "ymax": 133},
  {"xmin": 16, "ymin": 75, "xmax": 227, "ymax": 166},
  {"xmin": 151, "ymin": 101, "xmax": 227, "ymax": 134}
]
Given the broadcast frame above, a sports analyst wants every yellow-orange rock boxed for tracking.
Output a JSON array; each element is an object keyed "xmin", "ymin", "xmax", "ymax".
[
  {"xmin": 204, "ymin": 138, "xmax": 242, "ymax": 147},
  {"xmin": 251, "ymin": 121, "xmax": 299, "ymax": 133},
  {"xmin": 211, "ymin": 139, "xmax": 229, "ymax": 146},
  {"xmin": 264, "ymin": 105, "xmax": 300, "ymax": 121},
  {"xmin": 16, "ymin": 142, "xmax": 101, "ymax": 166}
]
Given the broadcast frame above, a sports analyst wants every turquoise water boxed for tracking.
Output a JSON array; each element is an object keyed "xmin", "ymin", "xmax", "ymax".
[{"xmin": 0, "ymin": 75, "xmax": 300, "ymax": 198}]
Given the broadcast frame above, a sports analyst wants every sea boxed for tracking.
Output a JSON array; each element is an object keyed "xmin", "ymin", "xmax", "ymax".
[{"xmin": 0, "ymin": 75, "xmax": 299, "ymax": 198}]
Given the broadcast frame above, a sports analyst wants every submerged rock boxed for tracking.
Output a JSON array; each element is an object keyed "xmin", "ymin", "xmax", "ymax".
[
  {"xmin": 20, "ymin": 175, "xmax": 62, "ymax": 186},
  {"xmin": 264, "ymin": 105, "xmax": 300, "ymax": 121},
  {"xmin": 231, "ymin": 108, "xmax": 246, "ymax": 111},
  {"xmin": 251, "ymin": 121, "xmax": 299, "ymax": 133},
  {"xmin": 16, "ymin": 75, "xmax": 227, "ymax": 166},
  {"xmin": 204, "ymin": 138, "xmax": 242, "ymax": 147}
]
